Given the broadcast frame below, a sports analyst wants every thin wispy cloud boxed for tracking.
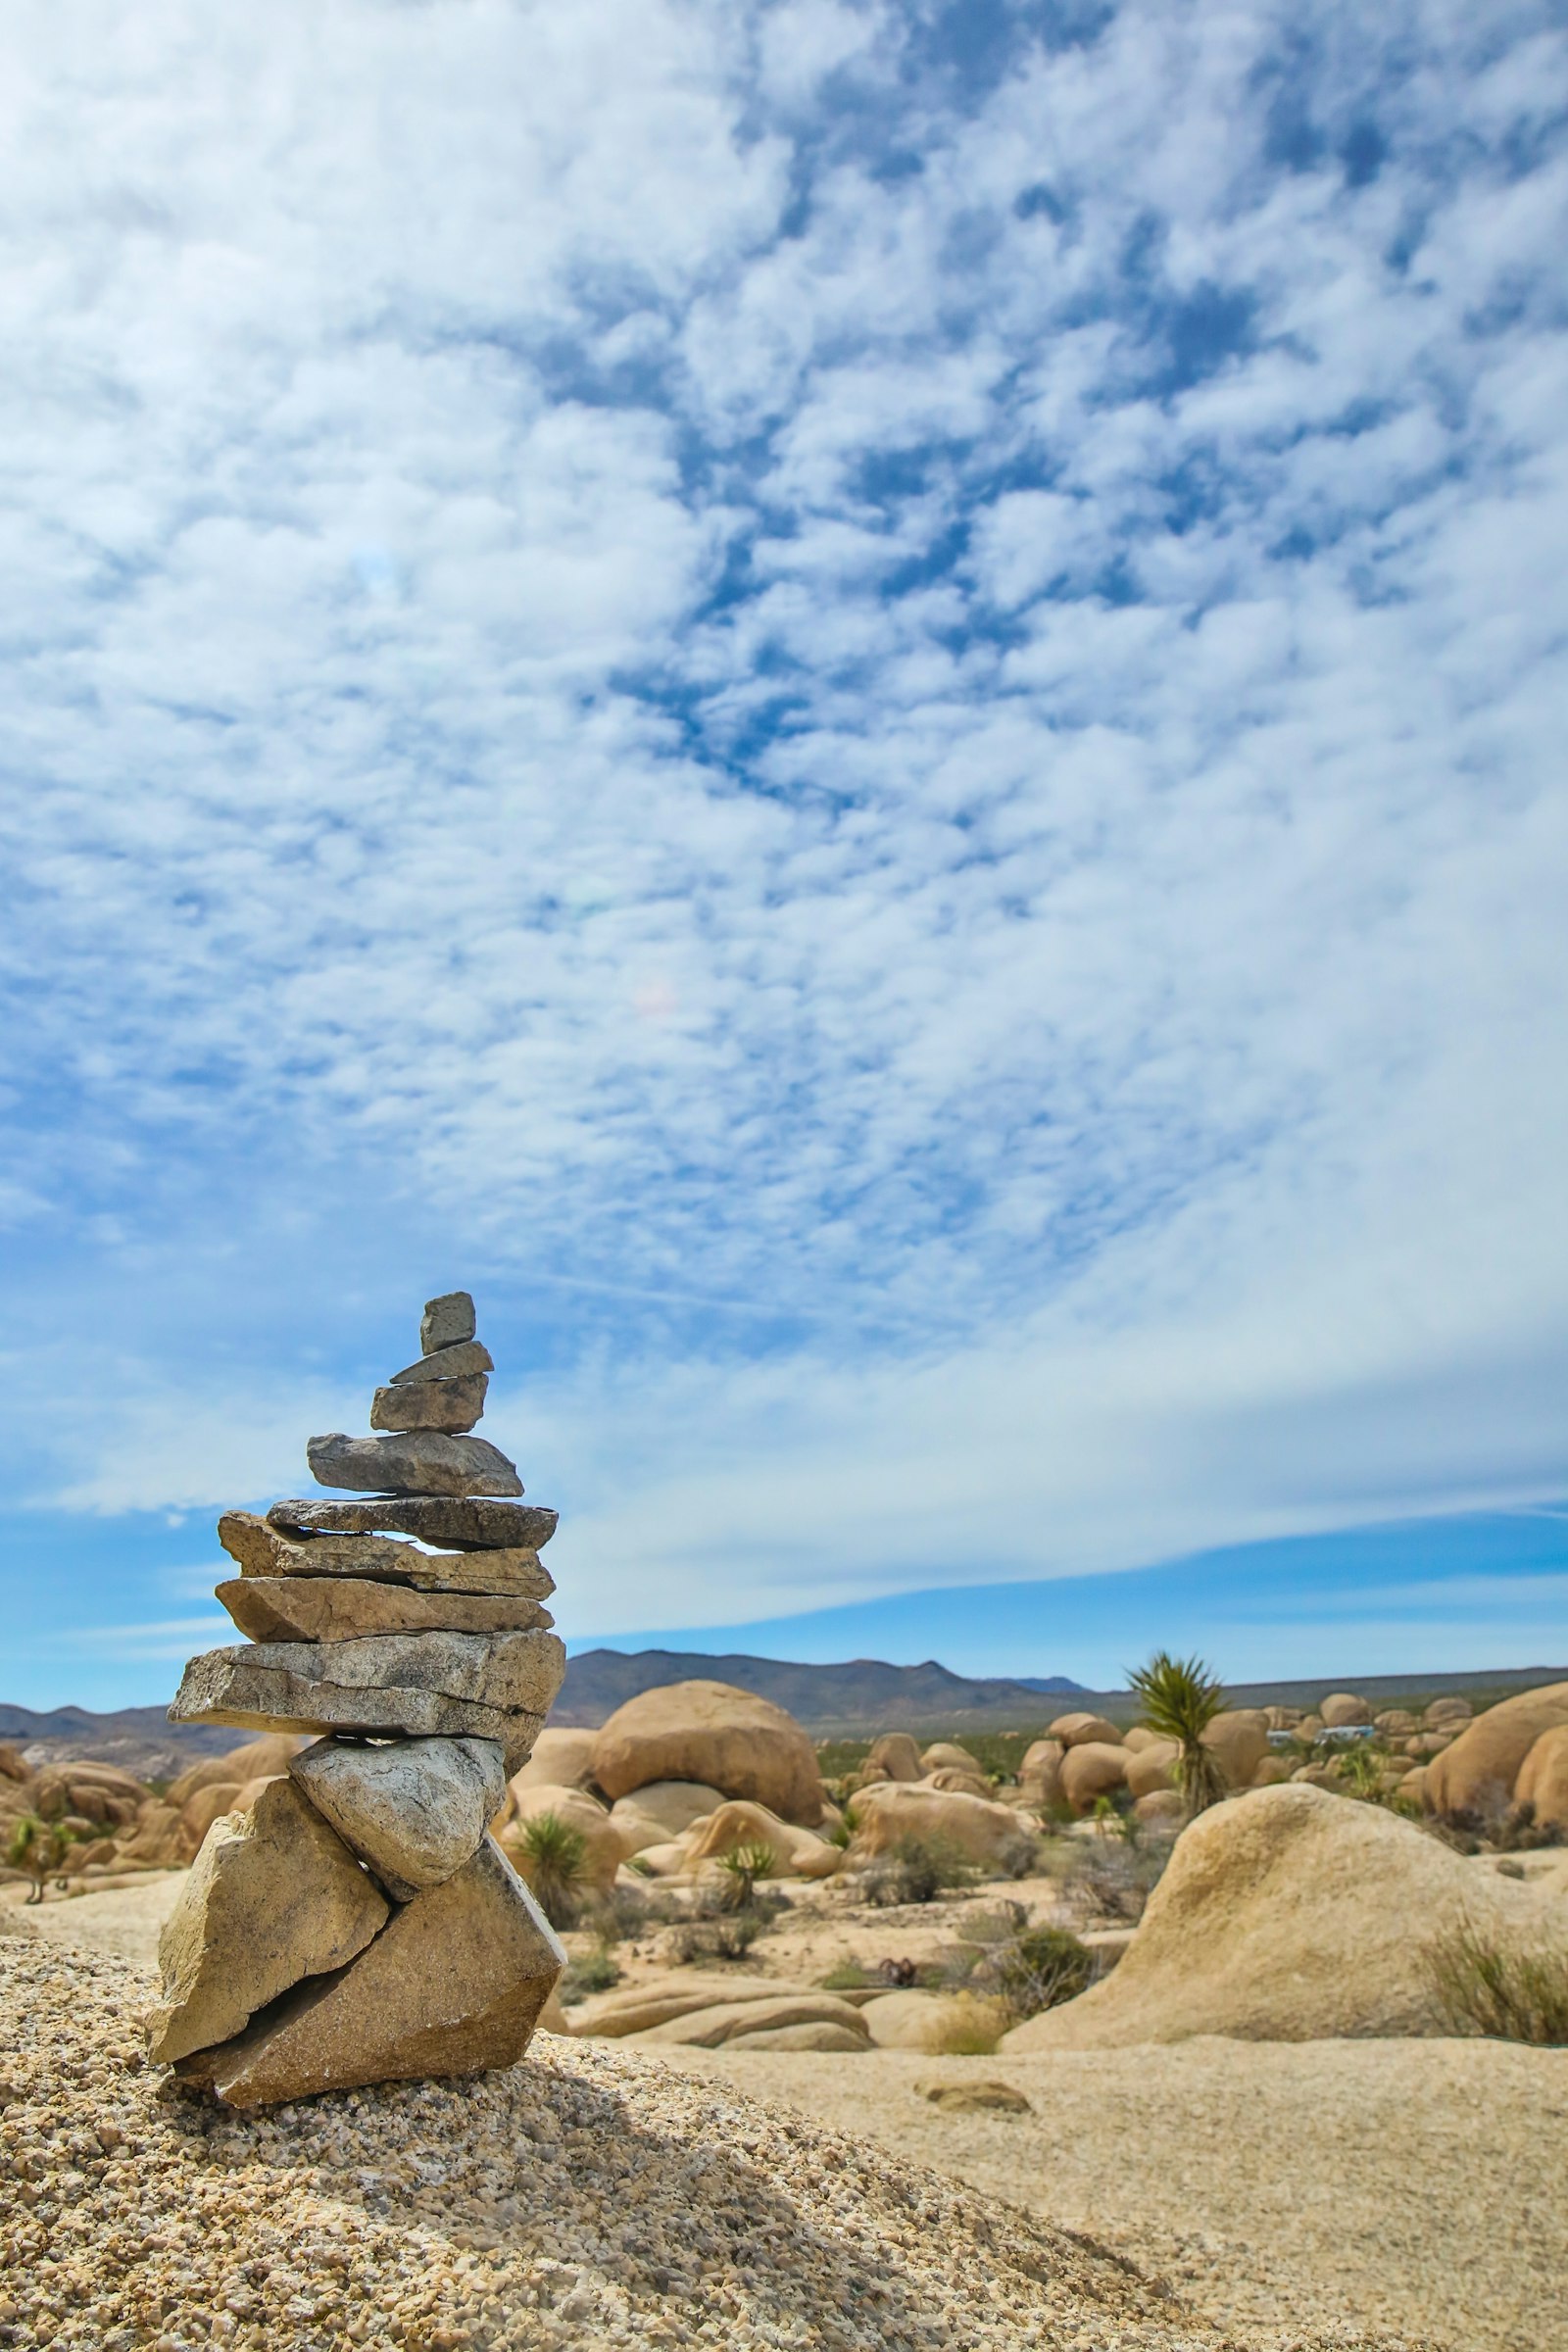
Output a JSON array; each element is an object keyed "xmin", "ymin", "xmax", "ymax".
[{"xmin": 0, "ymin": 0, "xmax": 1564, "ymax": 1690}]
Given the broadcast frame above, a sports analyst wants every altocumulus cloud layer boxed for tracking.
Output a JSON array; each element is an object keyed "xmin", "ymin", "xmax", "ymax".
[{"xmin": 1, "ymin": 0, "xmax": 1566, "ymax": 1676}]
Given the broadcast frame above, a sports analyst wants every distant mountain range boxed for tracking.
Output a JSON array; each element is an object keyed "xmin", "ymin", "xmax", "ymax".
[
  {"xmin": 0, "ymin": 1703, "xmax": 239, "ymax": 1782},
  {"xmin": 553, "ymin": 1649, "xmax": 1088, "ymax": 1734}
]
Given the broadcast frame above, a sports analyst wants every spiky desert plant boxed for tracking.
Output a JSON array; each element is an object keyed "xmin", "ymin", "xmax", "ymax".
[
  {"xmin": 715, "ymin": 1839, "xmax": 777, "ymax": 1911},
  {"xmin": 1128, "ymin": 1650, "xmax": 1227, "ymax": 1816},
  {"xmin": 1425, "ymin": 1911, "xmax": 1568, "ymax": 2045},
  {"xmin": 513, "ymin": 1811, "xmax": 590, "ymax": 1930},
  {"xmin": 7, "ymin": 1813, "xmax": 69, "ymax": 1905}
]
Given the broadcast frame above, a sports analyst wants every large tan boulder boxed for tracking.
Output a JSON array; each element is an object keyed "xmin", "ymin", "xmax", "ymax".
[
  {"xmin": 1202, "ymin": 1709, "xmax": 1271, "ymax": 1788},
  {"xmin": 1515, "ymin": 1724, "xmax": 1568, "ymax": 1831},
  {"xmin": 510, "ymin": 1728, "xmax": 599, "ymax": 1793},
  {"xmin": 589, "ymin": 1680, "xmax": 822, "ymax": 1826},
  {"xmin": 1250, "ymin": 1755, "xmax": 1291, "ymax": 1788},
  {"xmin": 1425, "ymin": 1682, "xmax": 1568, "ymax": 1819},
  {"xmin": 923, "ymin": 1767, "xmax": 991, "ymax": 1799},
  {"xmin": 866, "ymin": 1733, "xmax": 922, "ymax": 1782},
  {"xmin": 1017, "ymin": 1740, "xmax": 1064, "ymax": 1811},
  {"xmin": 1374, "ymin": 1709, "xmax": 1419, "ymax": 1737},
  {"xmin": 1319, "ymin": 1692, "xmax": 1372, "ymax": 1729},
  {"xmin": 1003, "ymin": 1784, "xmax": 1568, "ymax": 2050},
  {"xmin": 35, "ymin": 1763, "xmax": 150, "ymax": 1828},
  {"xmin": 919, "ymin": 1742, "xmax": 981, "ymax": 1775},
  {"xmin": 168, "ymin": 1735, "xmax": 308, "ymax": 1808},
  {"xmin": 1124, "ymin": 1739, "xmax": 1179, "ymax": 1799},
  {"xmin": 847, "ymin": 1782, "xmax": 1034, "ymax": 1874},
  {"xmin": 728, "ymin": 2020, "xmax": 867, "ymax": 2051},
  {"xmin": 179, "ymin": 1783, "xmax": 245, "ymax": 1849},
  {"xmin": 114, "ymin": 1801, "xmax": 188, "ymax": 1868},
  {"xmin": 608, "ymin": 1781, "xmax": 725, "ymax": 1855},
  {"xmin": 148, "ymin": 1779, "xmax": 389, "ymax": 2062},
  {"xmin": 859, "ymin": 1990, "xmax": 948, "ymax": 2050},
  {"xmin": 176, "ymin": 1838, "xmax": 564, "ymax": 2105},
  {"xmin": 680, "ymin": 1798, "xmax": 840, "ymax": 1880},
  {"xmin": 1049, "ymin": 1712, "xmax": 1121, "ymax": 1748},
  {"xmin": 1059, "ymin": 1742, "xmax": 1131, "ymax": 1813},
  {"xmin": 503, "ymin": 1784, "xmax": 623, "ymax": 1890},
  {"xmin": 1425, "ymin": 1695, "xmax": 1473, "ymax": 1728},
  {"xmin": 1121, "ymin": 1727, "xmax": 1159, "ymax": 1752}
]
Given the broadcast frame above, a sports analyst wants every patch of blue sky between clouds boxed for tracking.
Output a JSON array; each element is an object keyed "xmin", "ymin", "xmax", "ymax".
[{"xmin": 0, "ymin": 0, "xmax": 1564, "ymax": 1695}]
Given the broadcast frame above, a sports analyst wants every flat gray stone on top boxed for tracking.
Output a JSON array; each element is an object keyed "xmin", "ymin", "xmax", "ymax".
[
  {"xmin": 420, "ymin": 1292, "xmax": 476, "ymax": 1353},
  {"xmin": 216, "ymin": 1575, "xmax": 554, "ymax": 1643},
  {"xmin": 389, "ymin": 1340, "xmax": 493, "ymax": 1386},
  {"xmin": 269, "ymin": 1495, "xmax": 558, "ymax": 1551},
  {"xmin": 220, "ymin": 1510, "xmax": 554, "ymax": 1596},
  {"xmin": 307, "ymin": 1430, "xmax": 520, "ymax": 1498},
  {"xmin": 290, "ymin": 1735, "xmax": 507, "ymax": 1900},
  {"xmin": 369, "ymin": 1374, "xmax": 487, "ymax": 1435},
  {"xmin": 170, "ymin": 1629, "xmax": 565, "ymax": 1775}
]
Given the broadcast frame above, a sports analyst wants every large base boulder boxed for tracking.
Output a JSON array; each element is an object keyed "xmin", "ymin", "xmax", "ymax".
[
  {"xmin": 1004, "ymin": 1784, "xmax": 1568, "ymax": 2050},
  {"xmin": 589, "ymin": 1680, "xmax": 823, "ymax": 1827},
  {"xmin": 147, "ymin": 1780, "xmax": 389, "ymax": 2063},
  {"xmin": 176, "ymin": 1838, "xmax": 563, "ymax": 2105}
]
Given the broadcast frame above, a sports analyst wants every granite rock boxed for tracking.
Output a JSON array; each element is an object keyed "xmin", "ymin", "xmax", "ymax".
[
  {"xmin": 420, "ymin": 1291, "xmax": 476, "ymax": 1353},
  {"xmin": 369, "ymin": 1374, "xmax": 488, "ymax": 1435},
  {"xmin": 220, "ymin": 1510, "xmax": 553, "ymax": 1597},
  {"xmin": 269, "ymin": 1495, "xmax": 558, "ymax": 1551},
  {"xmin": 216, "ymin": 1576, "xmax": 553, "ymax": 1644},
  {"xmin": 290, "ymin": 1735, "xmax": 507, "ymax": 1898},
  {"xmin": 306, "ymin": 1430, "xmax": 521, "ymax": 1498},
  {"xmin": 390, "ymin": 1339, "xmax": 494, "ymax": 1385},
  {"xmin": 146, "ymin": 1778, "xmax": 388, "ymax": 2064},
  {"xmin": 175, "ymin": 1838, "xmax": 564, "ymax": 2105},
  {"xmin": 170, "ymin": 1629, "xmax": 565, "ymax": 1772}
]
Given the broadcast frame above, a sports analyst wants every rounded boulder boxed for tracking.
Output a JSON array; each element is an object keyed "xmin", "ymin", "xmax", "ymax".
[
  {"xmin": 919, "ymin": 1741, "xmax": 981, "ymax": 1775},
  {"xmin": 1124, "ymin": 1740, "xmax": 1179, "ymax": 1799},
  {"xmin": 1425, "ymin": 1682, "xmax": 1568, "ymax": 1819},
  {"xmin": 590, "ymin": 1680, "xmax": 823, "ymax": 1826},
  {"xmin": 1515, "ymin": 1723, "xmax": 1568, "ymax": 1832},
  {"xmin": 1202, "ymin": 1709, "xmax": 1272, "ymax": 1789},
  {"xmin": 1059, "ymin": 1742, "xmax": 1131, "ymax": 1814},
  {"xmin": 512, "ymin": 1728, "xmax": 599, "ymax": 1792},
  {"xmin": 1318, "ymin": 1693, "xmax": 1373, "ymax": 1729},
  {"xmin": 1049, "ymin": 1712, "xmax": 1121, "ymax": 1748},
  {"xmin": 608, "ymin": 1781, "xmax": 724, "ymax": 1855},
  {"xmin": 681, "ymin": 1798, "xmax": 840, "ymax": 1880},
  {"xmin": 866, "ymin": 1733, "xmax": 923, "ymax": 1783},
  {"xmin": 847, "ymin": 1782, "xmax": 1035, "ymax": 1874}
]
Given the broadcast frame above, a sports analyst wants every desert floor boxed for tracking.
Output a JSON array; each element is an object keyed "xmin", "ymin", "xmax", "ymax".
[{"xmin": 6, "ymin": 1875, "xmax": 1565, "ymax": 2352}]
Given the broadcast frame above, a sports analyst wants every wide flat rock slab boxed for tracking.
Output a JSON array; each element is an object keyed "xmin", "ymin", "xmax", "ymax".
[
  {"xmin": 369, "ymin": 1375, "xmax": 487, "ymax": 1434},
  {"xmin": 176, "ymin": 1836, "xmax": 564, "ymax": 2105},
  {"xmin": 217, "ymin": 1576, "xmax": 553, "ymax": 1644},
  {"xmin": 270, "ymin": 1495, "xmax": 558, "ymax": 1552},
  {"xmin": 146, "ymin": 1779, "xmax": 388, "ymax": 2064},
  {"xmin": 170, "ymin": 1630, "xmax": 565, "ymax": 1772},
  {"xmin": 290, "ymin": 1735, "xmax": 507, "ymax": 1898},
  {"xmin": 222, "ymin": 1510, "xmax": 554, "ymax": 1596},
  {"xmin": 390, "ymin": 1339, "xmax": 493, "ymax": 1385},
  {"xmin": 307, "ymin": 1431, "xmax": 521, "ymax": 1497}
]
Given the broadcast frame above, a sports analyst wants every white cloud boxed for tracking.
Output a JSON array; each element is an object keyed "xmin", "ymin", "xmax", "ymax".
[{"xmin": 0, "ymin": 0, "xmax": 1563, "ymax": 1655}]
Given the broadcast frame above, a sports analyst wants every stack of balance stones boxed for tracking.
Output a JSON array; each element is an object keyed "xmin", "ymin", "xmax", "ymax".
[{"xmin": 148, "ymin": 1292, "xmax": 567, "ymax": 2107}]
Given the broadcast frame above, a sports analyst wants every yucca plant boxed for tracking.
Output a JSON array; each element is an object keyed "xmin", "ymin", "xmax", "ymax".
[
  {"xmin": 7, "ymin": 1813, "xmax": 71, "ymax": 1905},
  {"xmin": 1127, "ymin": 1650, "xmax": 1227, "ymax": 1816},
  {"xmin": 714, "ymin": 1839, "xmax": 776, "ymax": 1911},
  {"xmin": 513, "ymin": 1811, "xmax": 590, "ymax": 1930}
]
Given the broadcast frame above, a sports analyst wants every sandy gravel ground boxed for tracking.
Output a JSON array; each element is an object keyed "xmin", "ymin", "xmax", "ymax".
[
  {"xmin": 0, "ymin": 1936, "xmax": 1410, "ymax": 2352},
  {"xmin": 663, "ymin": 2037, "xmax": 1568, "ymax": 2352},
  {"xmin": 6, "ymin": 1882, "xmax": 1559, "ymax": 2350}
]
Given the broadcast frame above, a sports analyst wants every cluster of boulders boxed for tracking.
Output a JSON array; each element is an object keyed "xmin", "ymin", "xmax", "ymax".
[
  {"xmin": 145, "ymin": 1292, "xmax": 569, "ymax": 2106},
  {"xmin": 1006, "ymin": 1706, "xmax": 1273, "ymax": 1825}
]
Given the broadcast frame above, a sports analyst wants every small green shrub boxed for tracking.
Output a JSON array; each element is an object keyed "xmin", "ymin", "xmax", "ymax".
[
  {"xmin": 1425, "ymin": 1911, "xmax": 1568, "ymax": 2045},
  {"xmin": 819, "ymin": 1960, "xmax": 874, "ymax": 1991},
  {"xmin": 991, "ymin": 1927, "xmax": 1095, "ymax": 2020},
  {"xmin": 863, "ymin": 1836, "xmax": 975, "ymax": 1908},
  {"xmin": 513, "ymin": 1811, "xmax": 591, "ymax": 1930},
  {"xmin": 560, "ymin": 1944, "xmax": 621, "ymax": 2004},
  {"xmin": 664, "ymin": 1909, "xmax": 773, "ymax": 1965}
]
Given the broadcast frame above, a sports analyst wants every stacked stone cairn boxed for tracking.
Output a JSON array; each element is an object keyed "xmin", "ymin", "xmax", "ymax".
[{"xmin": 148, "ymin": 1292, "xmax": 567, "ymax": 2107}]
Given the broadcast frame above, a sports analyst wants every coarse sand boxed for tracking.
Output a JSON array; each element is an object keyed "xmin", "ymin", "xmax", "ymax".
[{"xmin": 0, "ymin": 1924, "xmax": 1417, "ymax": 2352}]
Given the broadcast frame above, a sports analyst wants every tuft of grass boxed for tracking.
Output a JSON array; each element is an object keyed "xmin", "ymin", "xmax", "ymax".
[
  {"xmin": 991, "ymin": 1927, "xmax": 1095, "ymax": 2021},
  {"xmin": 1425, "ymin": 1911, "xmax": 1568, "ymax": 2045},
  {"xmin": 863, "ymin": 1836, "xmax": 976, "ymax": 1908},
  {"xmin": 560, "ymin": 1943, "xmax": 621, "ymax": 2004},
  {"xmin": 513, "ymin": 1811, "xmax": 591, "ymax": 1930},
  {"xmin": 820, "ymin": 1960, "xmax": 874, "ymax": 1991}
]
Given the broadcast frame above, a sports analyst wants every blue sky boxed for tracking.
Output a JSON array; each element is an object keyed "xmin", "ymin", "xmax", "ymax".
[{"xmin": 2, "ymin": 0, "xmax": 1566, "ymax": 1708}]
